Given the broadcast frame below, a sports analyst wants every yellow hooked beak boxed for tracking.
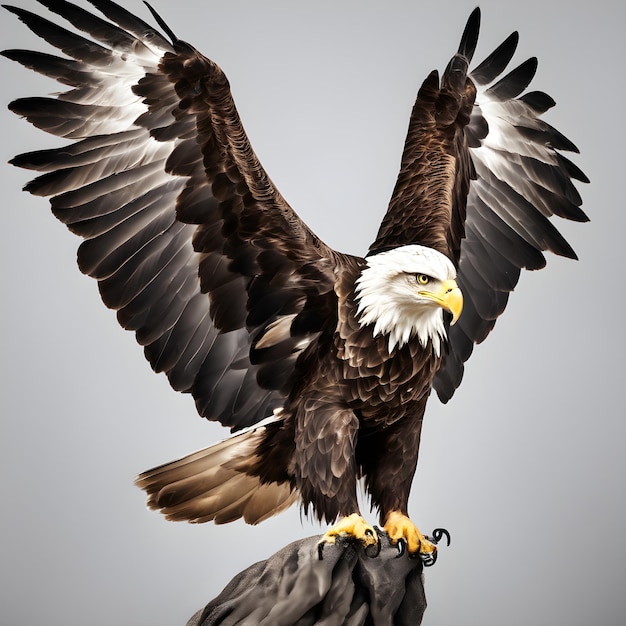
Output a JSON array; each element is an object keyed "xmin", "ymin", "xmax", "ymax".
[{"xmin": 419, "ymin": 278, "xmax": 464, "ymax": 325}]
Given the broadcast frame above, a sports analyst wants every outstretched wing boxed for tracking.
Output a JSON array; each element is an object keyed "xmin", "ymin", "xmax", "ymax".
[
  {"xmin": 435, "ymin": 10, "xmax": 589, "ymax": 401},
  {"xmin": 4, "ymin": 0, "xmax": 339, "ymax": 430},
  {"xmin": 369, "ymin": 8, "xmax": 588, "ymax": 402}
]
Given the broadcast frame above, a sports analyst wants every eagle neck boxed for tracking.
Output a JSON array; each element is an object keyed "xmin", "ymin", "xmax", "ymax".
[{"xmin": 333, "ymin": 260, "xmax": 442, "ymax": 404}]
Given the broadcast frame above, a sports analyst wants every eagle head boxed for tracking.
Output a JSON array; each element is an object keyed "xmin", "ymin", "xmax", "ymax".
[{"xmin": 355, "ymin": 245, "xmax": 463, "ymax": 356}]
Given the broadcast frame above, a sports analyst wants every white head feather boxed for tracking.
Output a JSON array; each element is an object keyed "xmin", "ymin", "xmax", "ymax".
[{"xmin": 354, "ymin": 244, "xmax": 457, "ymax": 356}]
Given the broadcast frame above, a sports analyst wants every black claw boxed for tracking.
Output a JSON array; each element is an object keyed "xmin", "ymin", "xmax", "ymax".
[
  {"xmin": 365, "ymin": 526, "xmax": 382, "ymax": 558},
  {"xmin": 318, "ymin": 541, "xmax": 325, "ymax": 560},
  {"xmin": 428, "ymin": 528, "xmax": 451, "ymax": 547},
  {"xmin": 395, "ymin": 537, "xmax": 407, "ymax": 558}
]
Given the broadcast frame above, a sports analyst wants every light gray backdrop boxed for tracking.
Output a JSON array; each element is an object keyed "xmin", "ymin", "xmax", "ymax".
[{"xmin": 1, "ymin": 1, "xmax": 624, "ymax": 624}]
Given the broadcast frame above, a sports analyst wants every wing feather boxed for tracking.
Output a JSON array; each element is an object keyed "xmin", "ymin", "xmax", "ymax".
[
  {"xmin": 469, "ymin": 32, "xmax": 518, "ymax": 85},
  {"xmin": 88, "ymin": 0, "xmax": 175, "ymax": 50},
  {"xmin": 4, "ymin": 0, "xmax": 340, "ymax": 431},
  {"xmin": 6, "ymin": 3, "xmax": 588, "ymax": 420},
  {"xmin": 485, "ymin": 57, "xmax": 538, "ymax": 101},
  {"xmin": 4, "ymin": 5, "xmax": 125, "ymax": 65},
  {"xmin": 433, "ymin": 13, "xmax": 588, "ymax": 401},
  {"xmin": 366, "ymin": 9, "xmax": 586, "ymax": 402}
]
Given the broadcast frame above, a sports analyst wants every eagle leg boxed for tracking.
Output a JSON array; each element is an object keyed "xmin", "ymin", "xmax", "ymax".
[
  {"xmin": 383, "ymin": 510, "xmax": 437, "ymax": 557},
  {"xmin": 317, "ymin": 513, "xmax": 379, "ymax": 559}
]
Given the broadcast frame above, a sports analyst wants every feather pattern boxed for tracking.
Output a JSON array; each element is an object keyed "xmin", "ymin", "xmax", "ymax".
[
  {"xmin": 5, "ymin": 0, "xmax": 339, "ymax": 432},
  {"xmin": 4, "ymin": 3, "xmax": 587, "ymax": 528},
  {"xmin": 433, "ymin": 20, "xmax": 589, "ymax": 401},
  {"xmin": 366, "ymin": 7, "xmax": 587, "ymax": 402},
  {"xmin": 136, "ymin": 425, "xmax": 297, "ymax": 524}
]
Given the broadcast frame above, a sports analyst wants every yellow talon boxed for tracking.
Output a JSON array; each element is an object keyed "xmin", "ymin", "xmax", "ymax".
[
  {"xmin": 319, "ymin": 513, "xmax": 379, "ymax": 549},
  {"xmin": 383, "ymin": 510, "xmax": 436, "ymax": 555}
]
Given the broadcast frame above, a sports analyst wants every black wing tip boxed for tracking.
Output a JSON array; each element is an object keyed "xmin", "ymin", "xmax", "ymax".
[
  {"xmin": 2, "ymin": 4, "xmax": 22, "ymax": 16},
  {"xmin": 8, "ymin": 149, "xmax": 42, "ymax": 169},
  {"xmin": 515, "ymin": 56, "xmax": 539, "ymax": 82},
  {"xmin": 548, "ymin": 124, "xmax": 581, "ymax": 154},
  {"xmin": 7, "ymin": 96, "xmax": 47, "ymax": 115},
  {"xmin": 143, "ymin": 1, "xmax": 177, "ymax": 43},
  {"xmin": 470, "ymin": 30, "xmax": 519, "ymax": 86},
  {"xmin": 486, "ymin": 56, "xmax": 538, "ymax": 101},
  {"xmin": 500, "ymin": 30, "xmax": 521, "ymax": 57},
  {"xmin": 519, "ymin": 90, "xmax": 556, "ymax": 113},
  {"xmin": 458, "ymin": 7, "xmax": 481, "ymax": 62},
  {"xmin": 34, "ymin": 0, "xmax": 63, "ymax": 8},
  {"xmin": 558, "ymin": 154, "xmax": 590, "ymax": 184},
  {"xmin": 1, "ymin": 47, "xmax": 47, "ymax": 64},
  {"xmin": 2, "ymin": 3, "xmax": 42, "ymax": 21},
  {"xmin": 7, "ymin": 98, "xmax": 22, "ymax": 114},
  {"xmin": 526, "ymin": 56, "xmax": 538, "ymax": 71},
  {"xmin": 555, "ymin": 238, "xmax": 579, "ymax": 261}
]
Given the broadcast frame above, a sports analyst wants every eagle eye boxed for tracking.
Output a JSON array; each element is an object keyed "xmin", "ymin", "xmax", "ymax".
[{"xmin": 416, "ymin": 274, "xmax": 430, "ymax": 285}]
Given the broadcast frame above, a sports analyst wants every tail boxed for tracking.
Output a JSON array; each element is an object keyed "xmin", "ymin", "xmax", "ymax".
[{"xmin": 135, "ymin": 427, "xmax": 297, "ymax": 525}]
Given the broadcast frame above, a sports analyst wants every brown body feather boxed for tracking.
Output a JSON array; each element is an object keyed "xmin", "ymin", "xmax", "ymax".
[{"xmin": 232, "ymin": 259, "xmax": 442, "ymax": 523}]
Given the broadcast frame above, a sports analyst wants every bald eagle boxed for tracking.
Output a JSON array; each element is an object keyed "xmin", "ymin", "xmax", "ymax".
[{"xmin": 4, "ymin": 1, "xmax": 587, "ymax": 557}]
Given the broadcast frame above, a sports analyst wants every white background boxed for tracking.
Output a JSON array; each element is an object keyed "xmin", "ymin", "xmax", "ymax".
[{"xmin": 1, "ymin": 1, "xmax": 624, "ymax": 624}]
